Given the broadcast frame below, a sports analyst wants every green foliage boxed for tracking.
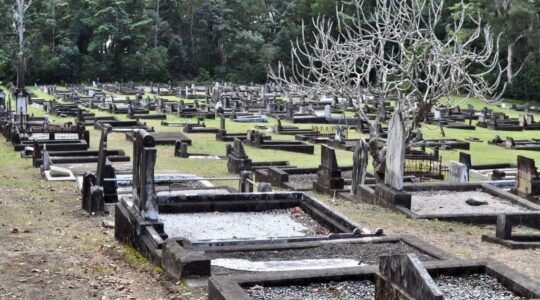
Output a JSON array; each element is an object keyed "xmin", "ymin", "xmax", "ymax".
[{"xmin": 0, "ymin": 0, "xmax": 538, "ymax": 102}]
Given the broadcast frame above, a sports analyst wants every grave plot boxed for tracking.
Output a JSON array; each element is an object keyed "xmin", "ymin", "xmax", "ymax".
[
  {"xmin": 15, "ymin": 130, "xmax": 90, "ymax": 153},
  {"xmin": 413, "ymin": 138, "xmax": 470, "ymax": 150},
  {"xmin": 233, "ymin": 114, "xmax": 268, "ymax": 123},
  {"xmin": 507, "ymin": 102, "xmax": 540, "ymax": 114},
  {"xmin": 82, "ymin": 130, "xmax": 228, "ymax": 214},
  {"xmin": 75, "ymin": 108, "xmax": 118, "ymax": 126},
  {"xmin": 114, "ymin": 130, "xmax": 395, "ymax": 279},
  {"xmin": 209, "ymin": 255, "xmax": 540, "ymax": 300},
  {"xmin": 227, "ymin": 139, "xmax": 292, "ymax": 174},
  {"xmin": 183, "ymin": 121, "xmax": 220, "ymax": 134},
  {"xmin": 359, "ymin": 182, "xmax": 540, "ymax": 223},
  {"xmin": 201, "ymin": 235, "xmax": 451, "ymax": 277},
  {"xmin": 459, "ymin": 152, "xmax": 516, "ymax": 182},
  {"xmin": 32, "ymin": 142, "xmax": 129, "ymax": 167},
  {"xmin": 45, "ymin": 101, "xmax": 86, "ymax": 117},
  {"xmin": 127, "ymin": 112, "xmax": 167, "ymax": 120},
  {"xmin": 255, "ymin": 166, "xmax": 361, "ymax": 191},
  {"xmin": 243, "ymin": 130, "xmax": 315, "ymax": 154},
  {"xmin": 94, "ymin": 119, "xmax": 153, "ymax": 132},
  {"xmin": 477, "ymin": 112, "xmax": 523, "ymax": 131},
  {"xmin": 424, "ymin": 106, "xmax": 477, "ymax": 130},
  {"xmin": 275, "ymin": 118, "xmax": 318, "ymax": 136},
  {"xmin": 174, "ymin": 141, "xmax": 224, "ymax": 159},
  {"xmin": 125, "ymin": 131, "xmax": 191, "ymax": 145},
  {"xmin": 215, "ymin": 116, "xmax": 271, "ymax": 142},
  {"xmin": 116, "ymin": 190, "xmax": 388, "ymax": 278},
  {"xmin": 489, "ymin": 136, "xmax": 540, "ymax": 152},
  {"xmin": 519, "ymin": 114, "xmax": 540, "ymax": 130},
  {"xmin": 482, "ymin": 213, "xmax": 540, "ymax": 249}
]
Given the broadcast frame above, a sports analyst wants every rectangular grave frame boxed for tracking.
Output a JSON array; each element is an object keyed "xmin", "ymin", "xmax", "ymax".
[
  {"xmin": 115, "ymin": 191, "xmax": 392, "ymax": 278},
  {"xmin": 356, "ymin": 182, "xmax": 540, "ymax": 224},
  {"xmin": 482, "ymin": 213, "xmax": 540, "ymax": 249},
  {"xmin": 208, "ymin": 259, "xmax": 540, "ymax": 300}
]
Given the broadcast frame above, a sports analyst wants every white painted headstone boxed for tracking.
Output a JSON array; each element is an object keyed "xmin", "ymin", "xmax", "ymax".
[
  {"xmin": 384, "ymin": 110, "xmax": 405, "ymax": 190},
  {"xmin": 324, "ymin": 105, "xmax": 332, "ymax": 119},
  {"xmin": 449, "ymin": 161, "xmax": 468, "ymax": 183},
  {"xmin": 434, "ymin": 110, "xmax": 441, "ymax": 120}
]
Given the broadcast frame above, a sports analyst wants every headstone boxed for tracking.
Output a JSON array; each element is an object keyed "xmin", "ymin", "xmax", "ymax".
[
  {"xmin": 334, "ymin": 125, "xmax": 345, "ymax": 142},
  {"xmin": 324, "ymin": 105, "xmax": 331, "ymax": 120},
  {"xmin": 516, "ymin": 156, "xmax": 540, "ymax": 197},
  {"xmin": 384, "ymin": 110, "xmax": 405, "ymax": 190},
  {"xmin": 434, "ymin": 110, "xmax": 441, "ymax": 120},
  {"xmin": 314, "ymin": 145, "xmax": 344, "ymax": 192},
  {"xmin": 132, "ymin": 130, "xmax": 158, "ymax": 221},
  {"xmin": 377, "ymin": 254, "xmax": 443, "ymax": 300},
  {"xmin": 351, "ymin": 138, "xmax": 369, "ymax": 196},
  {"xmin": 448, "ymin": 161, "xmax": 468, "ymax": 183},
  {"xmin": 227, "ymin": 139, "xmax": 252, "ymax": 173}
]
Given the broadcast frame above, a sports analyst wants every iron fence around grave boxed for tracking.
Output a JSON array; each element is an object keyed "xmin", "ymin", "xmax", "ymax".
[
  {"xmin": 310, "ymin": 125, "xmax": 349, "ymax": 139},
  {"xmin": 404, "ymin": 153, "xmax": 447, "ymax": 181}
]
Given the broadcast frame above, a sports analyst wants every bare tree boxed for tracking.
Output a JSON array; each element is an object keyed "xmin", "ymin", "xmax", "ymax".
[{"xmin": 269, "ymin": 0, "xmax": 511, "ymax": 142}]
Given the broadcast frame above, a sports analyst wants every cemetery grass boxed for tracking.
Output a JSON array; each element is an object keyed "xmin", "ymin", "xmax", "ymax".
[{"xmin": 0, "ymin": 87, "xmax": 536, "ymax": 298}]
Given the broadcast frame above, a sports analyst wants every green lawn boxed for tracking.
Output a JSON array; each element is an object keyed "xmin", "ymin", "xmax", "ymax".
[{"xmin": 13, "ymin": 86, "xmax": 540, "ymax": 182}]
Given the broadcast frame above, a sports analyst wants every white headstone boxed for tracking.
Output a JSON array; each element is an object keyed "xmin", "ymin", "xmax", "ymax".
[
  {"xmin": 448, "ymin": 161, "xmax": 468, "ymax": 183},
  {"xmin": 92, "ymin": 81, "xmax": 97, "ymax": 87},
  {"xmin": 384, "ymin": 111, "xmax": 405, "ymax": 190},
  {"xmin": 324, "ymin": 105, "xmax": 332, "ymax": 119},
  {"xmin": 16, "ymin": 95, "xmax": 27, "ymax": 115},
  {"xmin": 434, "ymin": 110, "xmax": 441, "ymax": 120}
]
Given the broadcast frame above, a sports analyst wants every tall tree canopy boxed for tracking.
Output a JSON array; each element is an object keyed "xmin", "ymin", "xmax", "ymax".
[{"xmin": 0, "ymin": 0, "xmax": 538, "ymax": 101}]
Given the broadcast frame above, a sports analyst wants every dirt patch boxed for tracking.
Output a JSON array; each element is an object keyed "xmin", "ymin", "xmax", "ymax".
[{"xmin": 0, "ymin": 156, "xmax": 204, "ymax": 300}]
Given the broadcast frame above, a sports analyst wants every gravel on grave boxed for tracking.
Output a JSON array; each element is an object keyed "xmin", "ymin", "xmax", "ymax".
[
  {"xmin": 209, "ymin": 242, "xmax": 434, "ymax": 275},
  {"xmin": 246, "ymin": 280, "xmax": 375, "ymax": 300},
  {"xmin": 434, "ymin": 273, "xmax": 526, "ymax": 300},
  {"xmin": 160, "ymin": 207, "xmax": 330, "ymax": 241},
  {"xmin": 411, "ymin": 190, "xmax": 531, "ymax": 215}
]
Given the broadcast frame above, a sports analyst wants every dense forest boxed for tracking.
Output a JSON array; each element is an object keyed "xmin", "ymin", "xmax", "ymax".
[{"xmin": 0, "ymin": 0, "xmax": 539, "ymax": 100}]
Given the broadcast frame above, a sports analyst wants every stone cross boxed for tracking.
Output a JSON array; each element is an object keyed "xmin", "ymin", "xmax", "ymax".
[{"xmin": 384, "ymin": 110, "xmax": 405, "ymax": 190}]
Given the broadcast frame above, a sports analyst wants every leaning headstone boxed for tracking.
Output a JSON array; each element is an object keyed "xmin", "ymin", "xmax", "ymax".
[
  {"xmin": 384, "ymin": 110, "xmax": 405, "ymax": 190},
  {"xmin": 377, "ymin": 254, "xmax": 443, "ymax": 300},
  {"xmin": 448, "ymin": 161, "xmax": 468, "ymax": 183}
]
